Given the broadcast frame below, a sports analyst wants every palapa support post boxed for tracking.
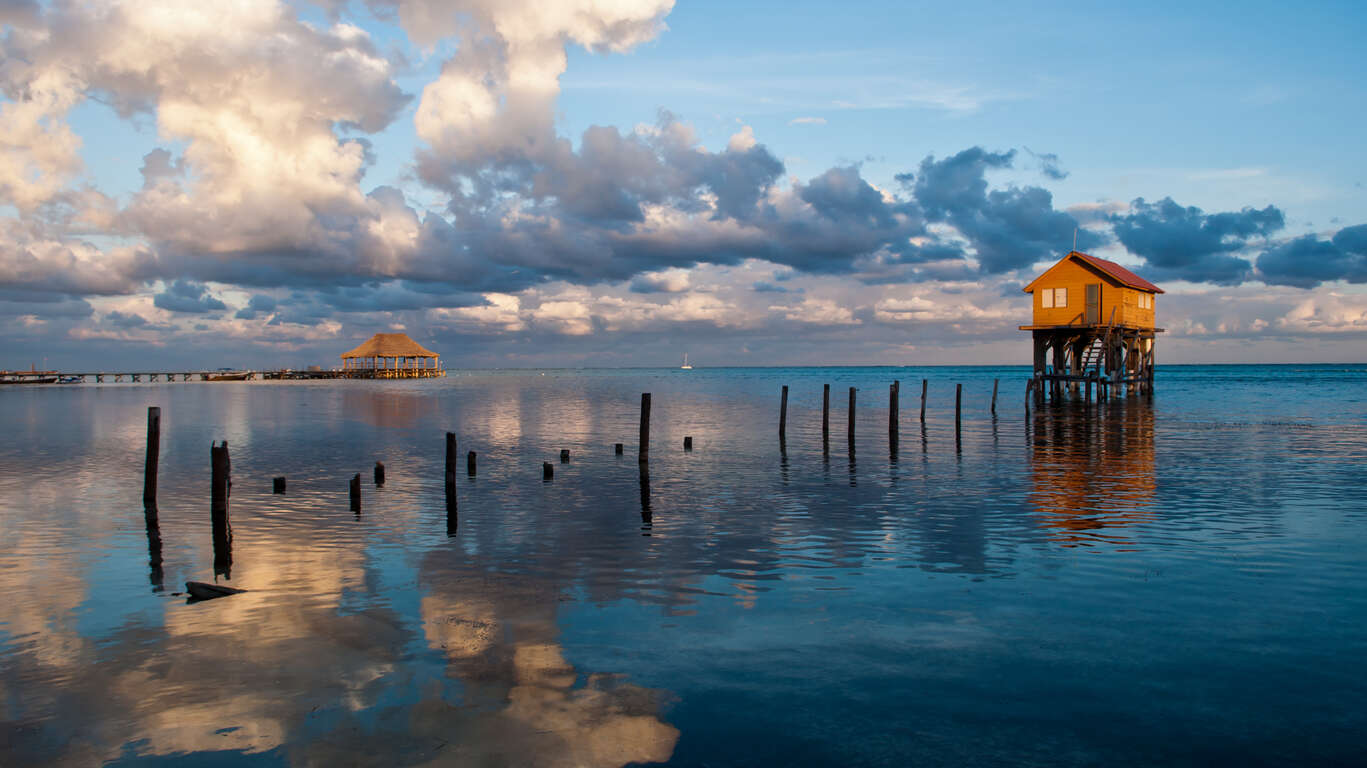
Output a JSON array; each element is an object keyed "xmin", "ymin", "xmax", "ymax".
[
  {"xmin": 779, "ymin": 385, "xmax": 788, "ymax": 442},
  {"xmin": 444, "ymin": 432, "xmax": 457, "ymax": 503},
  {"xmin": 374, "ymin": 461, "xmax": 385, "ymax": 486},
  {"xmin": 349, "ymin": 473, "xmax": 361, "ymax": 512},
  {"xmin": 684, "ymin": 436, "xmax": 693, "ymax": 451},
  {"xmin": 210, "ymin": 441, "xmax": 230, "ymax": 516},
  {"xmin": 615, "ymin": 442, "xmax": 624, "ymax": 455},
  {"xmin": 847, "ymin": 386, "xmax": 856, "ymax": 453},
  {"xmin": 1025, "ymin": 380, "xmax": 1033, "ymax": 418},
  {"xmin": 543, "ymin": 462, "xmax": 554, "ymax": 480},
  {"xmin": 272, "ymin": 477, "xmax": 286, "ymax": 494},
  {"xmin": 991, "ymin": 379, "xmax": 999, "ymax": 416},
  {"xmin": 467, "ymin": 451, "xmax": 476, "ymax": 476},
  {"xmin": 920, "ymin": 379, "xmax": 927, "ymax": 423},
  {"xmin": 822, "ymin": 383, "xmax": 830, "ymax": 452},
  {"xmin": 143, "ymin": 406, "xmax": 160, "ymax": 509}
]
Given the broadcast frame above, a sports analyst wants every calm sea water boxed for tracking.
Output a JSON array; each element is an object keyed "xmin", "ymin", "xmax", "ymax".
[{"xmin": 2, "ymin": 365, "xmax": 1366, "ymax": 766}]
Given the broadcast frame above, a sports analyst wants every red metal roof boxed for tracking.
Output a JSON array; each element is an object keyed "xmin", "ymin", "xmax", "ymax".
[
  {"xmin": 1022, "ymin": 251, "xmax": 1163, "ymax": 294},
  {"xmin": 1069, "ymin": 251, "xmax": 1164, "ymax": 293}
]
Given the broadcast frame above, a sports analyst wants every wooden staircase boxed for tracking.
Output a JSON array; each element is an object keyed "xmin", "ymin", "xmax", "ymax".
[{"xmin": 1080, "ymin": 307, "xmax": 1118, "ymax": 377}]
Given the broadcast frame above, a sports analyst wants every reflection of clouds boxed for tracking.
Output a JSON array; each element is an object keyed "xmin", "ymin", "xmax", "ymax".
[
  {"xmin": 1029, "ymin": 404, "xmax": 1156, "ymax": 547},
  {"xmin": 420, "ymin": 574, "xmax": 679, "ymax": 767}
]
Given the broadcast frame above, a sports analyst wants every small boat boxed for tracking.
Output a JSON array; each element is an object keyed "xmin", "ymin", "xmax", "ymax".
[
  {"xmin": 205, "ymin": 371, "xmax": 251, "ymax": 381},
  {"xmin": 680, "ymin": 354, "xmax": 692, "ymax": 370},
  {"xmin": 0, "ymin": 376, "xmax": 58, "ymax": 385},
  {"xmin": 57, "ymin": 376, "xmax": 82, "ymax": 384}
]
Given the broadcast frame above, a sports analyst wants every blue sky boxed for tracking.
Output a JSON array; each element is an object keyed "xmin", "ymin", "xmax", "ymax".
[{"xmin": 2, "ymin": 0, "xmax": 1366, "ymax": 368}]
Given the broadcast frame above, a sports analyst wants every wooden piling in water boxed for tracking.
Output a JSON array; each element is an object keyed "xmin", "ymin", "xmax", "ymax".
[
  {"xmin": 143, "ymin": 406, "xmax": 160, "ymax": 508},
  {"xmin": 467, "ymin": 451, "xmax": 476, "ymax": 475},
  {"xmin": 991, "ymin": 379, "xmax": 999, "ymax": 415},
  {"xmin": 560, "ymin": 449, "xmax": 570, "ymax": 463},
  {"xmin": 920, "ymin": 379, "xmax": 927, "ymax": 423},
  {"xmin": 349, "ymin": 473, "xmax": 361, "ymax": 511},
  {"xmin": 889, "ymin": 380, "xmax": 899, "ymax": 440},
  {"xmin": 639, "ymin": 393, "xmax": 651, "ymax": 465},
  {"xmin": 822, "ymin": 383, "xmax": 830, "ymax": 452},
  {"xmin": 848, "ymin": 386, "xmax": 856, "ymax": 452},
  {"xmin": 445, "ymin": 432, "xmax": 457, "ymax": 501},
  {"xmin": 210, "ymin": 441, "xmax": 230, "ymax": 516},
  {"xmin": 779, "ymin": 385, "xmax": 789, "ymax": 441},
  {"xmin": 273, "ymin": 476, "xmax": 286, "ymax": 494},
  {"xmin": 374, "ymin": 461, "xmax": 385, "ymax": 486},
  {"xmin": 955, "ymin": 383, "xmax": 962, "ymax": 430},
  {"xmin": 615, "ymin": 442, "xmax": 624, "ymax": 455},
  {"xmin": 543, "ymin": 462, "xmax": 554, "ymax": 480},
  {"xmin": 684, "ymin": 436, "xmax": 693, "ymax": 451}
]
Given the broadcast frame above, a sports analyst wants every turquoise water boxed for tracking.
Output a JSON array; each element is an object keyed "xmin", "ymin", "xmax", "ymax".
[{"xmin": 1, "ymin": 366, "xmax": 1365, "ymax": 765}]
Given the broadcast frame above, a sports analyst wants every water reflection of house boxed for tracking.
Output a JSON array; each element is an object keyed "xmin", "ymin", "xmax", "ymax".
[{"xmin": 1028, "ymin": 405, "xmax": 1156, "ymax": 547}]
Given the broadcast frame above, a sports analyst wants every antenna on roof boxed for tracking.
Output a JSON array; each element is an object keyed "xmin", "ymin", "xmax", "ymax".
[{"xmin": 1072, "ymin": 227, "xmax": 1078, "ymax": 252}]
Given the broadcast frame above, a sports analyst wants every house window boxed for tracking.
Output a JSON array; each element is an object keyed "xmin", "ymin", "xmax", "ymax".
[
  {"xmin": 1040, "ymin": 287, "xmax": 1067, "ymax": 308},
  {"xmin": 1138, "ymin": 293, "xmax": 1152, "ymax": 309},
  {"xmin": 1054, "ymin": 287, "xmax": 1067, "ymax": 307}
]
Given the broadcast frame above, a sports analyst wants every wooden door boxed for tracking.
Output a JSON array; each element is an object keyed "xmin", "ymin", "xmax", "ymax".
[{"xmin": 1085, "ymin": 283, "xmax": 1100, "ymax": 325}]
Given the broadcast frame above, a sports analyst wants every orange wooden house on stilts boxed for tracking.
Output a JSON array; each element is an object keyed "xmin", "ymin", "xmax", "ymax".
[{"xmin": 1021, "ymin": 251, "xmax": 1163, "ymax": 403}]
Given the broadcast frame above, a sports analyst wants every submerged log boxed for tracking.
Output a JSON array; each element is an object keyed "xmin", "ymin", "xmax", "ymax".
[{"xmin": 185, "ymin": 581, "xmax": 246, "ymax": 601}]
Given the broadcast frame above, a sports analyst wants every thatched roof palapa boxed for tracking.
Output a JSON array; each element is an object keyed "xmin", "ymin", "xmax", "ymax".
[{"xmin": 340, "ymin": 333, "xmax": 439, "ymax": 359}]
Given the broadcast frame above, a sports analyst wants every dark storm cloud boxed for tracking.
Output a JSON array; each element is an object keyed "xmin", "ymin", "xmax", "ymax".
[
  {"xmin": 913, "ymin": 148, "xmax": 1099, "ymax": 274},
  {"xmin": 152, "ymin": 279, "xmax": 227, "ymax": 314},
  {"xmin": 1110, "ymin": 197, "xmax": 1284, "ymax": 285},
  {"xmin": 1256, "ymin": 224, "xmax": 1367, "ymax": 288}
]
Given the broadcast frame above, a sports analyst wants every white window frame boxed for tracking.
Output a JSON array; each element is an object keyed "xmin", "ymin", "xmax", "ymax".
[
  {"xmin": 1041, "ymin": 289, "xmax": 1054, "ymax": 308},
  {"xmin": 1054, "ymin": 287, "xmax": 1067, "ymax": 307}
]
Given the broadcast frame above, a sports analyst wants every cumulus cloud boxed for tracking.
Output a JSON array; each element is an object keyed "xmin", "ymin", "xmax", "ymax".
[
  {"xmin": 1256, "ymin": 224, "xmax": 1367, "ymax": 288},
  {"xmin": 1111, "ymin": 197, "xmax": 1284, "ymax": 285},
  {"xmin": 152, "ymin": 280, "xmax": 227, "ymax": 314},
  {"xmin": 913, "ymin": 148, "xmax": 1099, "ymax": 273}
]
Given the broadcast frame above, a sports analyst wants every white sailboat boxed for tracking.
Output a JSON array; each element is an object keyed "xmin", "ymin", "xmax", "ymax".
[{"xmin": 680, "ymin": 353, "xmax": 693, "ymax": 370}]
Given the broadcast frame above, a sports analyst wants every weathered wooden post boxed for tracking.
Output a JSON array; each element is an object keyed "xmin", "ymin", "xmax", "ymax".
[
  {"xmin": 848, "ymin": 386, "xmax": 856, "ymax": 452},
  {"xmin": 639, "ymin": 393, "xmax": 651, "ymax": 464},
  {"xmin": 560, "ymin": 449, "xmax": 571, "ymax": 463},
  {"xmin": 349, "ymin": 473, "xmax": 361, "ymax": 512},
  {"xmin": 615, "ymin": 442, "xmax": 624, "ymax": 455},
  {"xmin": 543, "ymin": 462, "xmax": 554, "ymax": 480},
  {"xmin": 822, "ymin": 383, "xmax": 830, "ymax": 452},
  {"xmin": 210, "ymin": 441, "xmax": 230, "ymax": 515},
  {"xmin": 445, "ymin": 432, "xmax": 457, "ymax": 502},
  {"xmin": 779, "ymin": 385, "xmax": 789, "ymax": 442},
  {"xmin": 920, "ymin": 379, "xmax": 927, "ymax": 423},
  {"xmin": 272, "ymin": 476, "xmax": 286, "ymax": 494},
  {"xmin": 1025, "ymin": 380, "xmax": 1033, "ymax": 418},
  {"xmin": 991, "ymin": 379, "xmax": 999, "ymax": 415},
  {"xmin": 889, "ymin": 380, "xmax": 899, "ymax": 440},
  {"xmin": 374, "ymin": 461, "xmax": 385, "ymax": 486},
  {"xmin": 955, "ymin": 383, "xmax": 963, "ymax": 430},
  {"xmin": 143, "ymin": 406, "xmax": 160, "ymax": 508},
  {"xmin": 684, "ymin": 436, "xmax": 693, "ymax": 451},
  {"xmin": 467, "ymin": 451, "xmax": 476, "ymax": 476}
]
